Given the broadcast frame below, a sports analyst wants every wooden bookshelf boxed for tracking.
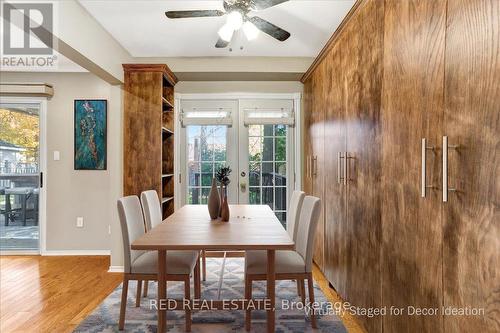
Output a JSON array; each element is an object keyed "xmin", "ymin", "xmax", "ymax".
[{"xmin": 123, "ymin": 64, "xmax": 177, "ymax": 219}]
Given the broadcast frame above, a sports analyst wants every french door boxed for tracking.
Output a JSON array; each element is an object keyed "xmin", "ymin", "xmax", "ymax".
[{"xmin": 179, "ymin": 97, "xmax": 297, "ymax": 229}]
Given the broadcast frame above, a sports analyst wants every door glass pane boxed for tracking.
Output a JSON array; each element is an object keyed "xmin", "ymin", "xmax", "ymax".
[
  {"xmin": 187, "ymin": 125, "xmax": 227, "ymax": 204},
  {"xmin": 247, "ymin": 124, "xmax": 288, "ymax": 227},
  {"xmin": 0, "ymin": 103, "xmax": 40, "ymax": 251}
]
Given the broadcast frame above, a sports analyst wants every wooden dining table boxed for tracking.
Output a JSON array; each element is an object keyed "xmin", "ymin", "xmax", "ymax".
[{"xmin": 131, "ymin": 204, "xmax": 294, "ymax": 333}]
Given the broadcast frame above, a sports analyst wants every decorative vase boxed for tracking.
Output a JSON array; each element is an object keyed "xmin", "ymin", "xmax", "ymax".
[
  {"xmin": 208, "ymin": 178, "xmax": 220, "ymax": 220},
  {"xmin": 218, "ymin": 184, "xmax": 224, "ymax": 217},
  {"xmin": 221, "ymin": 194, "xmax": 230, "ymax": 222}
]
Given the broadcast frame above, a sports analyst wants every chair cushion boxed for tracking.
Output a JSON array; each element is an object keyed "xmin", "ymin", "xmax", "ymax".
[
  {"xmin": 245, "ymin": 250, "xmax": 306, "ymax": 275},
  {"xmin": 131, "ymin": 250, "xmax": 198, "ymax": 275}
]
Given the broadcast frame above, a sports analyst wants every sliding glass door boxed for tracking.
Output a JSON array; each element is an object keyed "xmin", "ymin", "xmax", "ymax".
[{"xmin": 0, "ymin": 100, "xmax": 44, "ymax": 252}]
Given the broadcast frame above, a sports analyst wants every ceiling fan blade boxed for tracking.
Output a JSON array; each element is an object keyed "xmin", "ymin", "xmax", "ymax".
[
  {"xmin": 248, "ymin": 16, "xmax": 290, "ymax": 41},
  {"xmin": 251, "ymin": 0, "xmax": 289, "ymax": 10},
  {"xmin": 215, "ymin": 38, "xmax": 230, "ymax": 48},
  {"xmin": 165, "ymin": 10, "xmax": 225, "ymax": 19}
]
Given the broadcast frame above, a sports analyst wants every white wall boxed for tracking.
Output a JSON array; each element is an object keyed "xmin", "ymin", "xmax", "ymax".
[
  {"xmin": 176, "ymin": 81, "xmax": 303, "ymax": 94},
  {"xmin": 1, "ymin": 72, "xmax": 123, "ymax": 256}
]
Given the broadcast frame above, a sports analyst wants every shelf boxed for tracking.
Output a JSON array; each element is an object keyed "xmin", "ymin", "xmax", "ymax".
[
  {"xmin": 161, "ymin": 196, "xmax": 174, "ymax": 203},
  {"xmin": 162, "ymin": 97, "xmax": 174, "ymax": 109},
  {"xmin": 162, "ymin": 173, "xmax": 174, "ymax": 178},
  {"xmin": 162, "ymin": 127, "xmax": 174, "ymax": 135}
]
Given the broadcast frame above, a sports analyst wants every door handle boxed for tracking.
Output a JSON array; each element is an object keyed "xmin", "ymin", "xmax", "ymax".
[
  {"xmin": 312, "ymin": 156, "xmax": 318, "ymax": 176},
  {"xmin": 306, "ymin": 155, "xmax": 311, "ymax": 178},
  {"xmin": 343, "ymin": 151, "xmax": 347, "ymax": 186},
  {"xmin": 337, "ymin": 152, "xmax": 345, "ymax": 184},
  {"xmin": 240, "ymin": 180, "xmax": 247, "ymax": 192},
  {"xmin": 346, "ymin": 153, "xmax": 355, "ymax": 183},
  {"xmin": 442, "ymin": 136, "xmax": 458, "ymax": 202},
  {"xmin": 421, "ymin": 138, "xmax": 435, "ymax": 198}
]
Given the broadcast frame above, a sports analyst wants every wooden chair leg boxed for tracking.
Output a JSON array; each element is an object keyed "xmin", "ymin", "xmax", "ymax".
[
  {"xmin": 135, "ymin": 280, "xmax": 142, "ymax": 307},
  {"xmin": 300, "ymin": 279, "xmax": 306, "ymax": 304},
  {"xmin": 245, "ymin": 275, "xmax": 252, "ymax": 331},
  {"xmin": 307, "ymin": 272, "xmax": 318, "ymax": 329},
  {"xmin": 202, "ymin": 250, "xmax": 207, "ymax": 281},
  {"xmin": 184, "ymin": 277, "xmax": 192, "ymax": 332},
  {"xmin": 119, "ymin": 278, "xmax": 129, "ymax": 330},
  {"xmin": 194, "ymin": 258, "xmax": 201, "ymax": 299},
  {"xmin": 143, "ymin": 280, "xmax": 149, "ymax": 297}
]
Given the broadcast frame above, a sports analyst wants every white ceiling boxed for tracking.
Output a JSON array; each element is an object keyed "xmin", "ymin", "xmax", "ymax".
[{"xmin": 78, "ymin": 0, "xmax": 355, "ymax": 57}]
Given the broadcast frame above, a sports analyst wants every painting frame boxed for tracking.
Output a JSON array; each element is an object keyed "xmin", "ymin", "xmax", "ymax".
[{"xmin": 74, "ymin": 99, "xmax": 107, "ymax": 170}]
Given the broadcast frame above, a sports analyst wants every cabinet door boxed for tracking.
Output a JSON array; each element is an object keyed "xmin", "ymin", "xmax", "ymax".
[
  {"xmin": 310, "ymin": 63, "xmax": 326, "ymax": 270},
  {"xmin": 443, "ymin": 0, "xmax": 500, "ymax": 331},
  {"xmin": 303, "ymin": 79, "xmax": 314, "ymax": 196},
  {"xmin": 344, "ymin": 0, "xmax": 384, "ymax": 331},
  {"xmin": 381, "ymin": 0, "xmax": 446, "ymax": 332},
  {"xmin": 323, "ymin": 44, "xmax": 348, "ymax": 298}
]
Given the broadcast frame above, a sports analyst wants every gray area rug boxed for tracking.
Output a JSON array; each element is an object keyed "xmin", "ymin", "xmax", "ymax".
[{"xmin": 74, "ymin": 257, "xmax": 347, "ymax": 332}]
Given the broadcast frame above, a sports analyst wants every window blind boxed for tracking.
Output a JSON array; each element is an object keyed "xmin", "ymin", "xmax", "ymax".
[
  {"xmin": 243, "ymin": 107, "xmax": 295, "ymax": 126},
  {"xmin": 180, "ymin": 107, "xmax": 233, "ymax": 127}
]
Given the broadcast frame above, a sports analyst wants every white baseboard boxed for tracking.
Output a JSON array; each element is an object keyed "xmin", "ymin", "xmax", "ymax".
[
  {"xmin": 108, "ymin": 265, "xmax": 124, "ymax": 273},
  {"xmin": 41, "ymin": 250, "xmax": 111, "ymax": 256},
  {"xmin": 0, "ymin": 250, "xmax": 40, "ymax": 256}
]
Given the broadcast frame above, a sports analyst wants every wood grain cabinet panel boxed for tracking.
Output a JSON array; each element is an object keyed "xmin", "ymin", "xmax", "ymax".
[
  {"xmin": 344, "ymin": 0, "xmax": 384, "ymax": 331},
  {"xmin": 323, "ymin": 43, "xmax": 348, "ymax": 300},
  {"xmin": 381, "ymin": 0, "xmax": 446, "ymax": 332},
  {"xmin": 443, "ymin": 0, "xmax": 500, "ymax": 331},
  {"xmin": 123, "ymin": 71, "xmax": 163, "ymax": 197},
  {"xmin": 303, "ymin": 79, "xmax": 313, "ymax": 197},
  {"xmin": 311, "ymin": 61, "xmax": 326, "ymax": 271}
]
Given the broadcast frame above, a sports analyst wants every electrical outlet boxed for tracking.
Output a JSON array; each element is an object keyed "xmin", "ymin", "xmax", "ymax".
[
  {"xmin": 76, "ymin": 217, "xmax": 84, "ymax": 228},
  {"xmin": 108, "ymin": 225, "xmax": 111, "ymax": 235}
]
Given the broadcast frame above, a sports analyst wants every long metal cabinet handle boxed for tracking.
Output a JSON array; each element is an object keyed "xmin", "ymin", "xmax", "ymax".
[
  {"xmin": 305, "ymin": 156, "xmax": 308, "ymax": 179},
  {"xmin": 442, "ymin": 136, "xmax": 458, "ymax": 202},
  {"xmin": 307, "ymin": 155, "xmax": 312, "ymax": 179},
  {"xmin": 337, "ymin": 152, "xmax": 345, "ymax": 184},
  {"xmin": 347, "ymin": 153, "xmax": 356, "ymax": 183},
  {"xmin": 343, "ymin": 152, "xmax": 347, "ymax": 186},
  {"xmin": 421, "ymin": 138, "xmax": 435, "ymax": 198},
  {"xmin": 312, "ymin": 156, "xmax": 318, "ymax": 176}
]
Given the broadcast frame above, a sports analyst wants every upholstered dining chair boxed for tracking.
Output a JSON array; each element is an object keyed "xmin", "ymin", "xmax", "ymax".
[
  {"xmin": 139, "ymin": 190, "xmax": 202, "ymax": 300},
  {"xmin": 117, "ymin": 195, "xmax": 200, "ymax": 331},
  {"xmin": 244, "ymin": 195, "xmax": 321, "ymax": 330},
  {"xmin": 286, "ymin": 190, "xmax": 306, "ymax": 244}
]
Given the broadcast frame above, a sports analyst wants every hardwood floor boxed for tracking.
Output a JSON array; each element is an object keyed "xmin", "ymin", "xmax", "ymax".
[
  {"xmin": 0, "ymin": 256, "xmax": 122, "ymax": 333},
  {"xmin": 0, "ymin": 256, "xmax": 365, "ymax": 333}
]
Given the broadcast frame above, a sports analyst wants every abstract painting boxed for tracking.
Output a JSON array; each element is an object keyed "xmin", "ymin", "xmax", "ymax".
[{"xmin": 74, "ymin": 100, "xmax": 107, "ymax": 170}]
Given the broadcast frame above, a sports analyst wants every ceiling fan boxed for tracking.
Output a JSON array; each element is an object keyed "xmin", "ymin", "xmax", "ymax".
[{"xmin": 165, "ymin": 0, "xmax": 291, "ymax": 48}]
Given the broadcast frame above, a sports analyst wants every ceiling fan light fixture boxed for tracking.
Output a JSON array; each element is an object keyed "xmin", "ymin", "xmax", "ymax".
[
  {"xmin": 218, "ymin": 23, "xmax": 234, "ymax": 42},
  {"xmin": 243, "ymin": 21, "xmax": 259, "ymax": 40},
  {"xmin": 226, "ymin": 11, "xmax": 243, "ymax": 30}
]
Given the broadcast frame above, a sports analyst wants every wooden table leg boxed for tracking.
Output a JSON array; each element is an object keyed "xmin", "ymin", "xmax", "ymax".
[
  {"xmin": 266, "ymin": 249, "xmax": 275, "ymax": 333},
  {"xmin": 158, "ymin": 250, "xmax": 167, "ymax": 333}
]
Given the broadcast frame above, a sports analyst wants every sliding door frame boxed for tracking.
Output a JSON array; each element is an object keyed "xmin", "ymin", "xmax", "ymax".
[{"xmin": 0, "ymin": 96, "xmax": 47, "ymax": 255}]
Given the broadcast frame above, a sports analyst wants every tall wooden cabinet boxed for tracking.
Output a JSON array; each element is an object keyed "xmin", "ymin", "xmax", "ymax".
[
  {"xmin": 381, "ymin": 0, "xmax": 447, "ymax": 332},
  {"xmin": 123, "ymin": 64, "xmax": 177, "ymax": 219},
  {"xmin": 443, "ymin": 0, "xmax": 500, "ymax": 331},
  {"xmin": 303, "ymin": 0, "xmax": 499, "ymax": 332},
  {"xmin": 304, "ymin": 60, "xmax": 326, "ymax": 270}
]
